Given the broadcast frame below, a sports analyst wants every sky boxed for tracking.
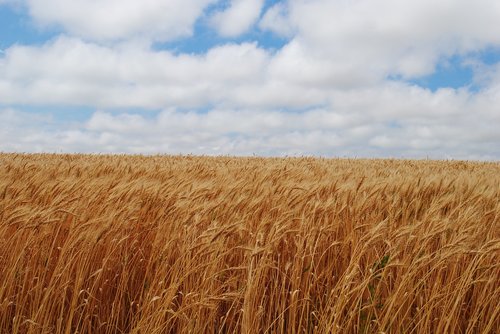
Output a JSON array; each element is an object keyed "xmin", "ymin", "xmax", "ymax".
[{"xmin": 0, "ymin": 0, "xmax": 499, "ymax": 160}]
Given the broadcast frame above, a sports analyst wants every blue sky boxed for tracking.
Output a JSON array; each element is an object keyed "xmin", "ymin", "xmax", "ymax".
[{"xmin": 1, "ymin": 0, "xmax": 499, "ymax": 159}]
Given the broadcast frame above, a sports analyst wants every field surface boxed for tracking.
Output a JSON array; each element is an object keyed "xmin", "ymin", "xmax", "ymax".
[{"xmin": 0, "ymin": 154, "xmax": 499, "ymax": 333}]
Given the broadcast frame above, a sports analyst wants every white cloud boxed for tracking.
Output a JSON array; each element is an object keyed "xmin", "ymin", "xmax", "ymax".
[
  {"xmin": 24, "ymin": 0, "xmax": 216, "ymax": 42},
  {"xmin": 210, "ymin": 0, "xmax": 264, "ymax": 37},
  {"xmin": 6, "ymin": 0, "xmax": 500, "ymax": 89},
  {"xmin": 259, "ymin": 2, "xmax": 293, "ymax": 37},
  {"xmin": 1, "ymin": 0, "xmax": 500, "ymax": 159},
  {"xmin": 2, "ymin": 79, "xmax": 500, "ymax": 159},
  {"xmin": 0, "ymin": 36, "xmax": 277, "ymax": 109},
  {"xmin": 265, "ymin": 0, "xmax": 500, "ymax": 81}
]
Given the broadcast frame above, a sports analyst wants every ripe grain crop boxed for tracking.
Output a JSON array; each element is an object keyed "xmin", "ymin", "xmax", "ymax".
[{"xmin": 0, "ymin": 153, "xmax": 499, "ymax": 333}]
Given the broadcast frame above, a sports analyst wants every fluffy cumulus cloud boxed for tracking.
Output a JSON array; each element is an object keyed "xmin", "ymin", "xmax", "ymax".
[
  {"xmin": 210, "ymin": 0, "xmax": 265, "ymax": 37},
  {"xmin": 260, "ymin": 0, "xmax": 500, "ymax": 81},
  {"xmin": 259, "ymin": 2, "xmax": 293, "ymax": 37},
  {"xmin": 0, "ymin": 37, "xmax": 276, "ymax": 108},
  {"xmin": 2, "ymin": 82, "xmax": 500, "ymax": 159},
  {"xmin": 2, "ymin": 104, "xmax": 500, "ymax": 160},
  {"xmin": 0, "ymin": 0, "xmax": 500, "ymax": 159},
  {"xmin": 24, "ymin": 0, "xmax": 216, "ymax": 41}
]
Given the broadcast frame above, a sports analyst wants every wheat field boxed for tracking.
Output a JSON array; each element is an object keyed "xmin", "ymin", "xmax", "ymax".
[{"xmin": 0, "ymin": 153, "xmax": 498, "ymax": 333}]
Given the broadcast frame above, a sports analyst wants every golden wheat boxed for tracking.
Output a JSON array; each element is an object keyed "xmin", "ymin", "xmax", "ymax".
[{"xmin": 0, "ymin": 153, "xmax": 499, "ymax": 333}]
